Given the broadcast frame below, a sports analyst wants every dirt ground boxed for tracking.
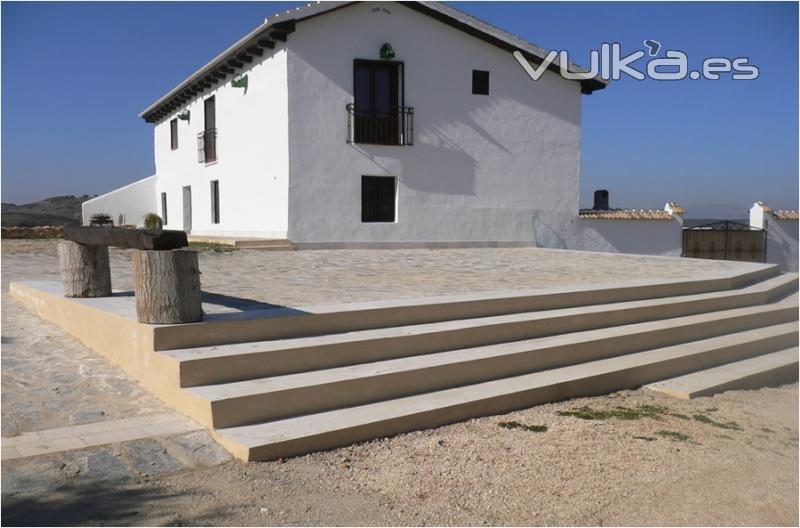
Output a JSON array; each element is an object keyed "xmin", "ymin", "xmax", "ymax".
[{"xmin": 3, "ymin": 384, "xmax": 797, "ymax": 526}]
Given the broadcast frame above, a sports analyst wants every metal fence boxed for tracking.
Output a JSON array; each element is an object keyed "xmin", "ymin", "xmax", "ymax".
[
  {"xmin": 197, "ymin": 129, "xmax": 217, "ymax": 164},
  {"xmin": 346, "ymin": 104, "xmax": 414, "ymax": 146},
  {"xmin": 682, "ymin": 220, "xmax": 766, "ymax": 262}
]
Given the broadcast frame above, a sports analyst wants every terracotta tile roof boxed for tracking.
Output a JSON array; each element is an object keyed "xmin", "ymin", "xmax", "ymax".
[
  {"xmin": 756, "ymin": 201, "xmax": 773, "ymax": 213},
  {"xmin": 773, "ymin": 210, "xmax": 799, "ymax": 220},
  {"xmin": 665, "ymin": 202, "xmax": 685, "ymax": 214},
  {"xmin": 578, "ymin": 209, "xmax": 674, "ymax": 220}
]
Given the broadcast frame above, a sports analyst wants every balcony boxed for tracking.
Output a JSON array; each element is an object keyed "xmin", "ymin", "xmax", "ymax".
[
  {"xmin": 346, "ymin": 104, "xmax": 414, "ymax": 146},
  {"xmin": 197, "ymin": 129, "xmax": 217, "ymax": 164}
]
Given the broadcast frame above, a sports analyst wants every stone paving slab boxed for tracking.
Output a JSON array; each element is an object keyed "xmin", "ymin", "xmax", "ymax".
[
  {"xmin": 1, "ymin": 430, "xmax": 232, "ymax": 498},
  {"xmin": 3, "ymin": 240, "xmax": 752, "ymax": 312},
  {"xmin": 2, "ymin": 413, "xmax": 202, "ymax": 460}
]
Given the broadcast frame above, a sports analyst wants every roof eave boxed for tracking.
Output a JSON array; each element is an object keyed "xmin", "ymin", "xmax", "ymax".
[{"xmin": 139, "ymin": 0, "xmax": 608, "ymax": 123}]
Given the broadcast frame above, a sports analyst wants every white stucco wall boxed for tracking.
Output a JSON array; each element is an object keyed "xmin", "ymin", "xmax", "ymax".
[
  {"xmin": 285, "ymin": 2, "xmax": 581, "ymax": 245},
  {"xmin": 152, "ymin": 48, "xmax": 290, "ymax": 238},
  {"xmin": 569, "ymin": 219, "xmax": 683, "ymax": 257},
  {"xmin": 81, "ymin": 175, "xmax": 157, "ymax": 227},
  {"xmin": 750, "ymin": 204, "xmax": 798, "ymax": 271}
]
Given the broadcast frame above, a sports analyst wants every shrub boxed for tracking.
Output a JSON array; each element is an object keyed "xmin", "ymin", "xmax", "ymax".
[{"xmin": 143, "ymin": 213, "xmax": 163, "ymax": 230}]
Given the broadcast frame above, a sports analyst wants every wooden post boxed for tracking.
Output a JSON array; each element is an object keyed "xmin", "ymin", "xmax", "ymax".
[
  {"xmin": 58, "ymin": 241, "xmax": 112, "ymax": 298},
  {"xmin": 132, "ymin": 249, "xmax": 202, "ymax": 324}
]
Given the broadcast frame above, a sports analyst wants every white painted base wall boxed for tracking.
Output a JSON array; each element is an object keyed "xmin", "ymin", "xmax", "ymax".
[
  {"xmin": 571, "ymin": 219, "xmax": 683, "ymax": 257},
  {"xmin": 518, "ymin": 210, "xmax": 684, "ymax": 257},
  {"xmin": 750, "ymin": 204, "xmax": 798, "ymax": 272},
  {"xmin": 765, "ymin": 220, "xmax": 799, "ymax": 271},
  {"xmin": 81, "ymin": 175, "xmax": 157, "ymax": 227}
]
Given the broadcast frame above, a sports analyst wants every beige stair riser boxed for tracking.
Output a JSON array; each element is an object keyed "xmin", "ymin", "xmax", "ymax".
[
  {"xmin": 243, "ymin": 246, "xmax": 295, "ymax": 251},
  {"xmin": 206, "ymin": 309, "xmax": 798, "ymax": 428},
  {"xmin": 154, "ymin": 266, "xmax": 781, "ymax": 351},
  {"xmin": 180, "ymin": 283, "xmax": 794, "ymax": 387},
  {"xmin": 687, "ymin": 362, "xmax": 799, "ymax": 398},
  {"xmin": 234, "ymin": 239, "xmax": 290, "ymax": 248},
  {"xmin": 240, "ymin": 330, "xmax": 797, "ymax": 461},
  {"xmin": 669, "ymin": 361, "xmax": 799, "ymax": 399}
]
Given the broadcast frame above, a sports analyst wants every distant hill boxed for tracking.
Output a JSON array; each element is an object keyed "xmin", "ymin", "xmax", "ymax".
[{"xmin": 1, "ymin": 195, "xmax": 95, "ymax": 227}]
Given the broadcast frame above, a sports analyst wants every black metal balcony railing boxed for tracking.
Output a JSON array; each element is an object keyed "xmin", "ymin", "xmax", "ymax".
[
  {"xmin": 197, "ymin": 128, "xmax": 217, "ymax": 164},
  {"xmin": 346, "ymin": 104, "xmax": 414, "ymax": 146}
]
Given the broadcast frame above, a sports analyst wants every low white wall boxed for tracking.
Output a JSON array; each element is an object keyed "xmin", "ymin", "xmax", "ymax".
[
  {"xmin": 750, "ymin": 203, "xmax": 798, "ymax": 272},
  {"xmin": 764, "ymin": 219, "xmax": 799, "ymax": 272},
  {"xmin": 559, "ymin": 217, "xmax": 683, "ymax": 257},
  {"xmin": 82, "ymin": 176, "xmax": 157, "ymax": 227}
]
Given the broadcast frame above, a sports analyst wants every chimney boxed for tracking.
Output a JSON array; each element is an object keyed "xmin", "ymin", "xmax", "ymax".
[{"xmin": 593, "ymin": 189, "xmax": 609, "ymax": 210}]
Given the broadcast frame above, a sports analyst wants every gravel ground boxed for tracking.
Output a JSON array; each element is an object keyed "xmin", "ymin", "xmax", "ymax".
[
  {"xmin": 3, "ymin": 385, "xmax": 797, "ymax": 526},
  {"xmin": 2, "ymin": 239, "xmax": 796, "ymax": 525}
]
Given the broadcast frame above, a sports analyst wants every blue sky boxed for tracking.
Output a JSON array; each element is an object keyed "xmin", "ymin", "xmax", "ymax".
[{"xmin": 2, "ymin": 1, "xmax": 797, "ymax": 217}]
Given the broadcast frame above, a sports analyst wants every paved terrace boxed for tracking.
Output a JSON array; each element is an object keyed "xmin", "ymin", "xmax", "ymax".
[
  {"xmin": 4, "ymin": 239, "xmax": 748, "ymax": 311},
  {"xmin": 1, "ymin": 239, "xmax": 749, "ymax": 438}
]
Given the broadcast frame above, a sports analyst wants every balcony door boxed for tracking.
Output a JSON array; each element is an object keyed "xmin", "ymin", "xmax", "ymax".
[
  {"xmin": 203, "ymin": 97, "xmax": 217, "ymax": 163},
  {"xmin": 354, "ymin": 60, "xmax": 403, "ymax": 145}
]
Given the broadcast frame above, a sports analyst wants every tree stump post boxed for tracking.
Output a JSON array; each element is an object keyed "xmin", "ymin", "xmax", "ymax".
[
  {"xmin": 132, "ymin": 249, "xmax": 202, "ymax": 324},
  {"xmin": 58, "ymin": 240, "xmax": 112, "ymax": 297}
]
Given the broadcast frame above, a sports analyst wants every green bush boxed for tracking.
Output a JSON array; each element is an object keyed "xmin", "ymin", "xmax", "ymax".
[{"xmin": 143, "ymin": 213, "xmax": 163, "ymax": 230}]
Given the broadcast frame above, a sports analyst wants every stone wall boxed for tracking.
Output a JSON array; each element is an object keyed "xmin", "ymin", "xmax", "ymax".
[{"xmin": 1, "ymin": 226, "xmax": 65, "ymax": 239}]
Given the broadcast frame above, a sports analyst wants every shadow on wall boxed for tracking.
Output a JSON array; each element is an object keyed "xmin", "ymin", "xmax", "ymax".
[
  {"xmin": 287, "ymin": 1, "xmax": 581, "ymax": 201},
  {"xmin": 531, "ymin": 212, "xmax": 570, "ymax": 249},
  {"xmin": 766, "ymin": 221, "xmax": 799, "ymax": 272},
  {"xmin": 391, "ymin": 137, "xmax": 477, "ymax": 195}
]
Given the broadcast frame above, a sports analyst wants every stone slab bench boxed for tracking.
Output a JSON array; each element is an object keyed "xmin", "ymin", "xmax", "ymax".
[
  {"xmin": 63, "ymin": 226, "xmax": 188, "ymax": 250},
  {"xmin": 59, "ymin": 227, "xmax": 200, "ymax": 324}
]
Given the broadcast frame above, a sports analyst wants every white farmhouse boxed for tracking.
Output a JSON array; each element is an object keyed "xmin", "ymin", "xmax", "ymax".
[{"xmin": 84, "ymin": 0, "xmax": 613, "ymax": 248}]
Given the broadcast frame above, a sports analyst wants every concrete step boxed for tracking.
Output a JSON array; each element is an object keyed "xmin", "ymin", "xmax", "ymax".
[
  {"xmin": 243, "ymin": 245, "xmax": 295, "ymax": 251},
  {"xmin": 211, "ymin": 322, "xmax": 798, "ymax": 461},
  {"xmin": 646, "ymin": 347, "xmax": 799, "ymax": 399},
  {"xmin": 151, "ymin": 265, "xmax": 781, "ymax": 351},
  {"xmin": 235, "ymin": 239, "xmax": 294, "ymax": 250},
  {"xmin": 188, "ymin": 301, "xmax": 798, "ymax": 428},
  {"xmin": 187, "ymin": 236, "xmax": 292, "ymax": 249},
  {"xmin": 164, "ymin": 273, "xmax": 798, "ymax": 387}
]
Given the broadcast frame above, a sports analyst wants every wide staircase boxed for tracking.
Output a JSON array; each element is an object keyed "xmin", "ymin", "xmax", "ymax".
[{"xmin": 158, "ymin": 266, "xmax": 798, "ymax": 461}]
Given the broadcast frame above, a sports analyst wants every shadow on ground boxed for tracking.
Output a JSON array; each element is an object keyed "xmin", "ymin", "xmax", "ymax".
[
  {"xmin": 108, "ymin": 289, "xmax": 288, "ymax": 312},
  {"xmin": 201, "ymin": 291, "xmax": 285, "ymax": 311},
  {"xmin": 1, "ymin": 480, "xmax": 218, "ymax": 526}
]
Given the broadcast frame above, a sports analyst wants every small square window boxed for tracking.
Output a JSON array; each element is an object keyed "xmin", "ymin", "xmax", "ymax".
[
  {"xmin": 170, "ymin": 118, "xmax": 178, "ymax": 150},
  {"xmin": 362, "ymin": 176, "xmax": 396, "ymax": 223},
  {"xmin": 472, "ymin": 70, "xmax": 489, "ymax": 95}
]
